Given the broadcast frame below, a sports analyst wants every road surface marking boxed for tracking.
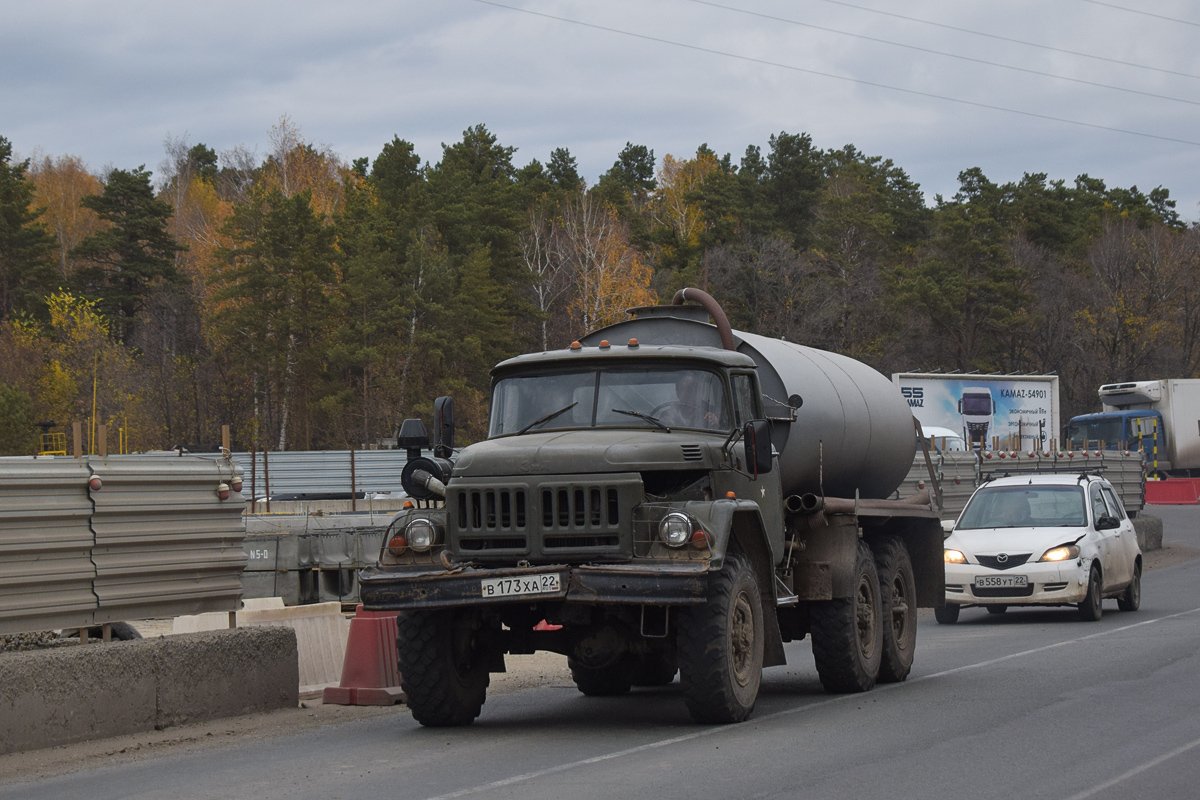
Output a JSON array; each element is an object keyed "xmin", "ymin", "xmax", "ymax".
[
  {"xmin": 423, "ymin": 604, "xmax": 1200, "ymax": 800},
  {"xmin": 1063, "ymin": 734, "xmax": 1200, "ymax": 800}
]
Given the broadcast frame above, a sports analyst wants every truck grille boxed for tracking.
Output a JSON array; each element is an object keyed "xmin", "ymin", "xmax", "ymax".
[{"xmin": 447, "ymin": 474, "xmax": 642, "ymax": 561}]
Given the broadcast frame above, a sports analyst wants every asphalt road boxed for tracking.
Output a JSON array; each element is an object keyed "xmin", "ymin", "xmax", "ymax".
[{"xmin": 6, "ymin": 506, "xmax": 1200, "ymax": 800}]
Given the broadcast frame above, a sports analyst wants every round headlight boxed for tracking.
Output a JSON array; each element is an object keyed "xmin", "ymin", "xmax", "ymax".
[
  {"xmin": 658, "ymin": 513, "xmax": 693, "ymax": 548},
  {"xmin": 405, "ymin": 519, "xmax": 438, "ymax": 552}
]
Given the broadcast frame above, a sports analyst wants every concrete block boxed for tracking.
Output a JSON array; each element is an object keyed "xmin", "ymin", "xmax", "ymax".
[
  {"xmin": 0, "ymin": 627, "xmax": 297, "ymax": 754},
  {"xmin": 1133, "ymin": 514, "xmax": 1163, "ymax": 552}
]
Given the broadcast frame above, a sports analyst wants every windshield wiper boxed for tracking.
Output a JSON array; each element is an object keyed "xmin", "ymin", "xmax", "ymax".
[
  {"xmin": 517, "ymin": 402, "xmax": 578, "ymax": 435},
  {"xmin": 611, "ymin": 408, "xmax": 670, "ymax": 432}
]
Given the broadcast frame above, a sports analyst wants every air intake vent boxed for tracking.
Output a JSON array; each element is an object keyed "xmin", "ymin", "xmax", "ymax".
[{"xmin": 680, "ymin": 444, "xmax": 703, "ymax": 461}]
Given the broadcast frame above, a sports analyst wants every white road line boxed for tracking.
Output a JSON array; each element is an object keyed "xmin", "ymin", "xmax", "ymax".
[
  {"xmin": 1063, "ymin": 735, "xmax": 1200, "ymax": 800},
  {"xmin": 422, "ymin": 605, "xmax": 1200, "ymax": 800}
]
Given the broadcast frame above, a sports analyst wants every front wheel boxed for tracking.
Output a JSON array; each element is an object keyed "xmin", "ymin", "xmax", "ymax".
[
  {"xmin": 934, "ymin": 604, "xmax": 960, "ymax": 624},
  {"xmin": 1077, "ymin": 564, "xmax": 1103, "ymax": 622},
  {"xmin": 811, "ymin": 541, "xmax": 883, "ymax": 693},
  {"xmin": 677, "ymin": 553, "xmax": 764, "ymax": 723},
  {"xmin": 397, "ymin": 609, "xmax": 492, "ymax": 727},
  {"xmin": 1117, "ymin": 561, "xmax": 1142, "ymax": 612}
]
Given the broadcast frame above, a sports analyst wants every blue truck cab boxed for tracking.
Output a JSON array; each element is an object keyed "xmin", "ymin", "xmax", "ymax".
[{"xmin": 1064, "ymin": 409, "xmax": 1164, "ymax": 460}]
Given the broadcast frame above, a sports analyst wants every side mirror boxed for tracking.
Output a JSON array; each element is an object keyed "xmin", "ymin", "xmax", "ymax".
[
  {"xmin": 744, "ymin": 420, "xmax": 773, "ymax": 478},
  {"xmin": 433, "ymin": 396, "xmax": 455, "ymax": 458},
  {"xmin": 1096, "ymin": 514, "xmax": 1120, "ymax": 531}
]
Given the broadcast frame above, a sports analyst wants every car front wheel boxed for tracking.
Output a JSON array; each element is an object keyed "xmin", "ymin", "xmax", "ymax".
[
  {"xmin": 1077, "ymin": 564, "xmax": 1103, "ymax": 622},
  {"xmin": 934, "ymin": 604, "xmax": 960, "ymax": 624}
]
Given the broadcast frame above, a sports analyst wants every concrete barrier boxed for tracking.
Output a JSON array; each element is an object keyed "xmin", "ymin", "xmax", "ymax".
[
  {"xmin": 1133, "ymin": 514, "xmax": 1163, "ymax": 553},
  {"xmin": 0, "ymin": 627, "xmax": 298, "ymax": 755},
  {"xmin": 175, "ymin": 600, "xmax": 349, "ymax": 696}
]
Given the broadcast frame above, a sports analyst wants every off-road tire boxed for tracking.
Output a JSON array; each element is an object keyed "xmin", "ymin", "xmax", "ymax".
[
  {"xmin": 872, "ymin": 535, "xmax": 916, "ymax": 683},
  {"xmin": 631, "ymin": 652, "xmax": 678, "ymax": 687},
  {"xmin": 397, "ymin": 609, "xmax": 491, "ymax": 727},
  {"xmin": 677, "ymin": 553, "xmax": 764, "ymax": 723},
  {"xmin": 934, "ymin": 604, "xmax": 960, "ymax": 624},
  {"xmin": 986, "ymin": 605, "xmax": 1008, "ymax": 615},
  {"xmin": 568, "ymin": 657, "xmax": 635, "ymax": 696},
  {"xmin": 1118, "ymin": 561, "xmax": 1142, "ymax": 612},
  {"xmin": 1078, "ymin": 564, "xmax": 1103, "ymax": 622},
  {"xmin": 811, "ymin": 541, "xmax": 884, "ymax": 693}
]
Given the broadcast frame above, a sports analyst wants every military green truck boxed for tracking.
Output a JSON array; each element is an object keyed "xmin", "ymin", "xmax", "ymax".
[{"xmin": 360, "ymin": 289, "xmax": 944, "ymax": 726}]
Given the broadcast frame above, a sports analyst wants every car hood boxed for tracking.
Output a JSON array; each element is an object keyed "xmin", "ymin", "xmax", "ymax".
[{"xmin": 945, "ymin": 526, "xmax": 1086, "ymax": 555}]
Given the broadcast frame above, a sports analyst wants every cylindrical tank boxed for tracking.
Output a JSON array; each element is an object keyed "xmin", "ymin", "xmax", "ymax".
[{"xmin": 586, "ymin": 305, "xmax": 915, "ymax": 499}]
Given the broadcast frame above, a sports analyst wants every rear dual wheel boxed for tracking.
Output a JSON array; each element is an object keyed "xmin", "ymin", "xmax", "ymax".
[
  {"xmin": 811, "ymin": 541, "xmax": 884, "ymax": 693},
  {"xmin": 873, "ymin": 536, "xmax": 916, "ymax": 683}
]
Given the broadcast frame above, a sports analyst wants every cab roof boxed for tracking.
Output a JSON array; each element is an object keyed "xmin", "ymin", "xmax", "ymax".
[{"xmin": 492, "ymin": 342, "xmax": 757, "ymax": 376}]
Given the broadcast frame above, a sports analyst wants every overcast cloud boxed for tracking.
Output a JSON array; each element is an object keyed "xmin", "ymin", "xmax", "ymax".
[{"xmin": 4, "ymin": 0, "xmax": 1199, "ymax": 218}]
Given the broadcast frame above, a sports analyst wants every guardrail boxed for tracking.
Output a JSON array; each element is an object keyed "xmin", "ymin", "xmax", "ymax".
[
  {"xmin": 0, "ymin": 455, "xmax": 246, "ymax": 636},
  {"xmin": 900, "ymin": 449, "xmax": 1146, "ymax": 520}
]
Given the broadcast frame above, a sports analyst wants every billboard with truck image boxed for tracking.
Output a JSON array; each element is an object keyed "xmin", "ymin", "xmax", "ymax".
[{"xmin": 891, "ymin": 373, "xmax": 1060, "ymax": 452}]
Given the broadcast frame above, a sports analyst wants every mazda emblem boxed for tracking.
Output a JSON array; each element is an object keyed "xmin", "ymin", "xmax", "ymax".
[{"xmin": 996, "ymin": 553, "xmax": 1009, "ymax": 563}]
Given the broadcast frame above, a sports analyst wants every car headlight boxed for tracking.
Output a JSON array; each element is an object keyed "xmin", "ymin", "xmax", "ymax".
[
  {"xmin": 944, "ymin": 549, "xmax": 967, "ymax": 564},
  {"xmin": 658, "ymin": 512, "xmax": 693, "ymax": 548},
  {"xmin": 1040, "ymin": 544, "xmax": 1080, "ymax": 562},
  {"xmin": 405, "ymin": 519, "xmax": 439, "ymax": 552}
]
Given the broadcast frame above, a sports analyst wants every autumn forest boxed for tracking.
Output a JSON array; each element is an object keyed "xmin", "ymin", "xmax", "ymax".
[{"xmin": 0, "ymin": 117, "xmax": 1196, "ymax": 455}]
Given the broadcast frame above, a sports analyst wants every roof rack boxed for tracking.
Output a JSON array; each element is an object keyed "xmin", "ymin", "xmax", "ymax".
[{"xmin": 981, "ymin": 466, "xmax": 1104, "ymax": 482}]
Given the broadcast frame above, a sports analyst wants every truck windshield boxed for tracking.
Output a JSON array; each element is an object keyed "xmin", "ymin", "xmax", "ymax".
[
  {"xmin": 961, "ymin": 395, "xmax": 992, "ymax": 415},
  {"xmin": 957, "ymin": 485, "xmax": 1087, "ymax": 529},
  {"xmin": 489, "ymin": 367, "xmax": 731, "ymax": 437},
  {"xmin": 1065, "ymin": 418, "xmax": 1125, "ymax": 449}
]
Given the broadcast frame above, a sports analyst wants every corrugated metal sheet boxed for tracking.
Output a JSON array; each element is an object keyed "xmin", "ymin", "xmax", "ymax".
[
  {"xmin": 229, "ymin": 449, "xmax": 421, "ymax": 497},
  {"xmin": 0, "ymin": 455, "xmax": 247, "ymax": 635},
  {"xmin": 0, "ymin": 459, "xmax": 96, "ymax": 634},
  {"xmin": 899, "ymin": 450, "xmax": 1146, "ymax": 520},
  {"xmin": 90, "ymin": 456, "xmax": 247, "ymax": 622}
]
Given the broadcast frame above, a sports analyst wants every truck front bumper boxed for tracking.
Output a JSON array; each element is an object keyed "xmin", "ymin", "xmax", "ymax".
[{"xmin": 359, "ymin": 562, "xmax": 711, "ymax": 611}]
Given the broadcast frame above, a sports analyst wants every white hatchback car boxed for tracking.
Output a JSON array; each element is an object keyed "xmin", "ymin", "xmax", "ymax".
[{"xmin": 939, "ymin": 473, "xmax": 1142, "ymax": 623}]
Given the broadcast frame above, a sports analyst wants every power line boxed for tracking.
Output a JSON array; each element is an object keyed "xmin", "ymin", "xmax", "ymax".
[
  {"xmin": 685, "ymin": 0, "xmax": 1200, "ymax": 107},
  {"xmin": 1079, "ymin": 0, "xmax": 1200, "ymax": 29},
  {"xmin": 807, "ymin": 0, "xmax": 1200, "ymax": 80},
  {"xmin": 468, "ymin": 0, "xmax": 1200, "ymax": 147}
]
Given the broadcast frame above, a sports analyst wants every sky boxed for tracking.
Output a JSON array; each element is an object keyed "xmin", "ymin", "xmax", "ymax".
[{"xmin": 4, "ymin": 0, "xmax": 1200, "ymax": 219}]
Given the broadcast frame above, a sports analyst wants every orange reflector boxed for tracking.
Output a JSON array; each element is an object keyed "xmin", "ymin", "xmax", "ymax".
[
  {"xmin": 628, "ymin": 338, "xmax": 639, "ymax": 347},
  {"xmin": 388, "ymin": 536, "xmax": 408, "ymax": 555},
  {"xmin": 599, "ymin": 340, "xmax": 610, "ymax": 347},
  {"xmin": 725, "ymin": 491, "xmax": 736, "ymax": 498},
  {"xmin": 403, "ymin": 500, "xmax": 414, "ymax": 509},
  {"xmin": 570, "ymin": 341, "xmax": 582, "ymax": 350},
  {"xmin": 691, "ymin": 529, "xmax": 708, "ymax": 549}
]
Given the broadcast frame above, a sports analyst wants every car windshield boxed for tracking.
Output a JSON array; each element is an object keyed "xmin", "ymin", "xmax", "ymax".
[
  {"xmin": 957, "ymin": 485, "xmax": 1087, "ymax": 529},
  {"xmin": 489, "ymin": 367, "xmax": 731, "ymax": 437}
]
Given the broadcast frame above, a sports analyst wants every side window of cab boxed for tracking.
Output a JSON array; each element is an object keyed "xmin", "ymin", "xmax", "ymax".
[{"xmin": 731, "ymin": 374, "xmax": 757, "ymax": 426}]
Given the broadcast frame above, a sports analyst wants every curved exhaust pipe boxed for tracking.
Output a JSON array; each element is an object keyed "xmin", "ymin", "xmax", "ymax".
[{"xmin": 671, "ymin": 287, "xmax": 736, "ymax": 351}]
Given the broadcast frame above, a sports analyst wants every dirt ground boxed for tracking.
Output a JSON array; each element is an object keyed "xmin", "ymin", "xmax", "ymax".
[{"xmin": 3, "ymin": 542, "xmax": 1196, "ymax": 786}]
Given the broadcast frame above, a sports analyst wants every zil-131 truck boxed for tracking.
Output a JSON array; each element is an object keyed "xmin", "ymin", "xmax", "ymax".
[{"xmin": 360, "ymin": 289, "xmax": 944, "ymax": 726}]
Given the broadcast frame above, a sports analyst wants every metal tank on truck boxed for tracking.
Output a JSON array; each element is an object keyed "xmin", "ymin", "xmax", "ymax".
[{"xmin": 360, "ymin": 288, "xmax": 945, "ymax": 727}]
